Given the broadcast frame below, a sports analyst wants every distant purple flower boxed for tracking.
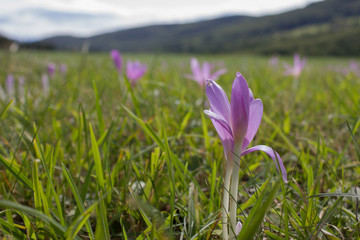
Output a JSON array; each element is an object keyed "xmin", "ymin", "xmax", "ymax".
[
  {"xmin": 111, "ymin": 49, "xmax": 123, "ymax": 73},
  {"xmin": 235, "ymin": 221, "xmax": 243, "ymax": 236},
  {"xmin": 18, "ymin": 76, "xmax": 25, "ymax": 101},
  {"xmin": 186, "ymin": 58, "xmax": 227, "ymax": 87},
  {"xmin": 126, "ymin": 61, "xmax": 147, "ymax": 85},
  {"xmin": 204, "ymin": 73, "xmax": 287, "ymax": 182},
  {"xmin": 283, "ymin": 54, "xmax": 306, "ymax": 78},
  {"xmin": 47, "ymin": 63, "xmax": 56, "ymax": 77},
  {"xmin": 6, "ymin": 74, "xmax": 15, "ymax": 98},
  {"xmin": 60, "ymin": 64, "xmax": 67, "ymax": 75},
  {"xmin": 42, "ymin": 74, "xmax": 49, "ymax": 96},
  {"xmin": 343, "ymin": 61, "xmax": 360, "ymax": 76}
]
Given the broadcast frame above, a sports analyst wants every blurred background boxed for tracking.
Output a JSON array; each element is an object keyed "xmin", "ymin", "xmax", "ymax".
[{"xmin": 1, "ymin": 0, "xmax": 360, "ymax": 55}]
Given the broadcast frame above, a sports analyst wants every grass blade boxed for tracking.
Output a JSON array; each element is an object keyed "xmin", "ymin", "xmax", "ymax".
[{"xmin": 61, "ymin": 162, "xmax": 94, "ymax": 239}]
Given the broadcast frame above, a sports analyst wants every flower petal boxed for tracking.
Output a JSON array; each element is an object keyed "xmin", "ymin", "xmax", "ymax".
[
  {"xmin": 191, "ymin": 58, "xmax": 203, "ymax": 85},
  {"xmin": 210, "ymin": 68, "xmax": 227, "ymax": 80},
  {"xmin": 235, "ymin": 221, "xmax": 243, "ymax": 236},
  {"xmin": 241, "ymin": 99, "xmax": 263, "ymax": 151},
  {"xmin": 230, "ymin": 73, "xmax": 250, "ymax": 145},
  {"xmin": 202, "ymin": 62, "xmax": 212, "ymax": 79},
  {"xmin": 204, "ymin": 110, "xmax": 234, "ymax": 161},
  {"xmin": 206, "ymin": 80, "xmax": 231, "ymax": 124},
  {"xmin": 248, "ymin": 88, "xmax": 254, "ymax": 102},
  {"xmin": 110, "ymin": 49, "xmax": 122, "ymax": 72},
  {"xmin": 241, "ymin": 145, "xmax": 287, "ymax": 182},
  {"xmin": 204, "ymin": 110, "xmax": 232, "ymax": 137}
]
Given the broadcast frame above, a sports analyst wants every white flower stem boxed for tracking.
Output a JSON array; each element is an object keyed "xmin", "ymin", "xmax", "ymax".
[
  {"xmin": 222, "ymin": 162, "xmax": 232, "ymax": 240},
  {"xmin": 229, "ymin": 147, "xmax": 242, "ymax": 239}
]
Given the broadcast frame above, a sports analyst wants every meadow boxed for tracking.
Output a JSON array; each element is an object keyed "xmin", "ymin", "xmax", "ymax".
[{"xmin": 0, "ymin": 50, "xmax": 359, "ymax": 239}]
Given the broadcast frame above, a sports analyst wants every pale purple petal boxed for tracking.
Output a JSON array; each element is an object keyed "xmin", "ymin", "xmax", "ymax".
[
  {"xmin": 126, "ymin": 61, "xmax": 147, "ymax": 84},
  {"xmin": 248, "ymin": 88, "xmax": 254, "ymax": 102},
  {"xmin": 204, "ymin": 110, "xmax": 234, "ymax": 161},
  {"xmin": 241, "ymin": 145, "xmax": 287, "ymax": 182},
  {"xmin": 47, "ymin": 63, "xmax": 56, "ymax": 77},
  {"xmin": 191, "ymin": 58, "xmax": 203, "ymax": 85},
  {"xmin": 111, "ymin": 49, "xmax": 123, "ymax": 72},
  {"xmin": 235, "ymin": 221, "xmax": 242, "ymax": 235},
  {"xmin": 42, "ymin": 74, "xmax": 49, "ymax": 97},
  {"xmin": 241, "ymin": 99, "xmax": 263, "ymax": 151},
  {"xmin": 206, "ymin": 80, "xmax": 231, "ymax": 123},
  {"xmin": 202, "ymin": 62, "xmax": 212, "ymax": 79},
  {"xmin": 294, "ymin": 54, "xmax": 300, "ymax": 68},
  {"xmin": 230, "ymin": 73, "xmax": 250, "ymax": 145},
  {"xmin": 6, "ymin": 74, "xmax": 15, "ymax": 98},
  {"xmin": 210, "ymin": 68, "xmax": 227, "ymax": 80},
  {"xmin": 204, "ymin": 110, "xmax": 233, "ymax": 138}
]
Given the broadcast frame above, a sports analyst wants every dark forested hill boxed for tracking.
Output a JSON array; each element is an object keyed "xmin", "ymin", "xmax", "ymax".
[
  {"xmin": 26, "ymin": 0, "xmax": 360, "ymax": 55},
  {"xmin": 0, "ymin": 35, "xmax": 12, "ymax": 49}
]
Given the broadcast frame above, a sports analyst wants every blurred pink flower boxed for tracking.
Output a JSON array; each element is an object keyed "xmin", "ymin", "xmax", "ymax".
[
  {"xmin": 343, "ymin": 61, "xmax": 360, "ymax": 76},
  {"xmin": 186, "ymin": 58, "xmax": 227, "ymax": 87},
  {"xmin": 126, "ymin": 61, "xmax": 147, "ymax": 86},
  {"xmin": 6, "ymin": 74, "xmax": 15, "ymax": 98},
  {"xmin": 47, "ymin": 62, "xmax": 56, "ymax": 77},
  {"xmin": 42, "ymin": 74, "xmax": 49, "ymax": 97},
  {"xmin": 111, "ymin": 49, "xmax": 123, "ymax": 73},
  {"xmin": 283, "ymin": 54, "xmax": 306, "ymax": 78}
]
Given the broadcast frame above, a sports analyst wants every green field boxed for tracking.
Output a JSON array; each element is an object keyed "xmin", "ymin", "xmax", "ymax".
[{"xmin": 0, "ymin": 50, "xmax": 359, "ymax": 239}]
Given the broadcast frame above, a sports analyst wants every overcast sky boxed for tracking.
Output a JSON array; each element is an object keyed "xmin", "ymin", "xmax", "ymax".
[{"xmin": 1, "ymin": 0, "xmax": 321, "ymax": 41}]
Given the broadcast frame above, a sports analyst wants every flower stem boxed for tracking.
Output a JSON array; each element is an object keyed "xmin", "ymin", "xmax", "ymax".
[
  {"xmin": 222, "ymin": 162, "xmax": 232, "ymax": 240},
  {"xmin": 229, "ymin": 149, "xmax": 241, "ymax": 239}
]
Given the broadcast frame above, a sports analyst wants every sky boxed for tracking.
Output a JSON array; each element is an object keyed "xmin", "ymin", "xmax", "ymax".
[{"xmin": 0, "ymin": 0, "xmax": 321, "ymax": 41}]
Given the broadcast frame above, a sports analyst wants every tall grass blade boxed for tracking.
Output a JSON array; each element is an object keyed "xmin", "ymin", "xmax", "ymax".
[
  {"xmin": 237, "ymin": 181, "xmax": 279, "ymax": 240},
  {"xmin": 61, "ymin": 162, "xmax": 94, "ymax": 239}
]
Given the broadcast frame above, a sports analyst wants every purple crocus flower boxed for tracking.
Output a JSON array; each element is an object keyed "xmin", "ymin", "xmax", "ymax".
[
  {"xmin": 343, "ymin": 61, "xmax": 360, "ymax": 77},
  {"xmin": 126, "ymin": 61, "xmax": 147, "ymax": 86},
  {"xmin": 47, "ymin": 62, "xmax": 56, "ymax": 77},
  {"xmin": 283, "ymin": 54, "xmax": 306, "ymax": 78},
  {"xmin": 186, "ymin": 58, "xmax": 227, "ymax": 87},
  {"xmin": 110, "ymin": 49, "xmax": 123, "ymax": 73},
  {"xmin": 42, "ymin": 74, "xmax": 49, "ymax": 97},
  {"xmin": 6, "ymin": 74, "xmax": 15, "ymax": 98},
  {"xmin": 204, "ymin": 73, "xmax": 287, "ymax": 181}
]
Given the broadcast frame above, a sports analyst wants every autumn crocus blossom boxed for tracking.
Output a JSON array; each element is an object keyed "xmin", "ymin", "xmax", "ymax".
[
  {"xmin": 186, "ymin": 58, "xmax": 227, "ymax": 87},
  {"xmin": 204, "ymin": 73, "xmax": 287, "ymax": 239},
  {"xmin": 47, "ymin": 63, "xmax": 56, "ymax": 77},
  {"xmin": 126, "ymin": 61, "xmax": 147, "ymax": 86},
  {"xmin": 6, "ymin": 74, "xmax": 15, "ymax": 98},
  {"xmin": 283, "ymin": 53, "xmax": 306, "ymax": 78},
  {"xmin": 343, "ymin": 61, "xmax": 360, "ymax": 77},
  {"xmin": 110, "ymin": 49, "xmax": 123, "ymax": 73},
  {"xmin": 204, "ymin": 73, "xmax": 287, "ymax": 181}
]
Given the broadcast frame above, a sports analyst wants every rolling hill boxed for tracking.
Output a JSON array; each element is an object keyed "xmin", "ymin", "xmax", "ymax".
[{"xmin": 26, "ymin": 0, "xmax": 360, "ymax": 55}]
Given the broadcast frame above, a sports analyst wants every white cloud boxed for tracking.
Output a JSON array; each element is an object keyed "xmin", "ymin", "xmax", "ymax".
[{"xmin": 0, "ymin": 0, "xmax": 322, "ymax": 41}]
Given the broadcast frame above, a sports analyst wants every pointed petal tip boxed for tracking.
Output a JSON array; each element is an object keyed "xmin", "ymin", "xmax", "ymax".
[
  {"xmin": 241, "ymin": 145, "xmax": 288, "ymax": 183},
  {"xmin": 235, "ymin": 221, "xmax": 243, "ymax": 235}
]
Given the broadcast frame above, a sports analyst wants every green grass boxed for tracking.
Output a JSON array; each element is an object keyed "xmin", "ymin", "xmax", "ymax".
[{"xmin": 0, "ymin": 50, "xmax": 360, "ymax": 239}]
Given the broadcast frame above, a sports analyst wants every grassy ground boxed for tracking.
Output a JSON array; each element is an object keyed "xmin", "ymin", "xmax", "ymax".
[{"xmin": 0, "ymin": 50, "xmax": 359, "ymax": 239}]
